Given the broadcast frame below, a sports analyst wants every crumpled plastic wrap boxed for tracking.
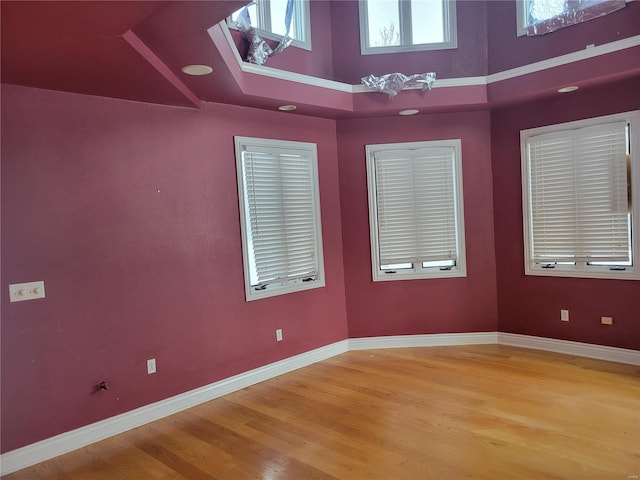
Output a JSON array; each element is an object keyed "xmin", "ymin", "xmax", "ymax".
[
  {"xmin": 526, "ymin": 0, "xmax": 625, "ymax": 35},
  {"xmin": 233, "ymin": 2, "xmax": 293, "ymax": 65},
  {"xmin": 234, "ymin": 21, "xmax": 292, "ymax": 65},
  {"xmin": 361, "ymin": 72, "xmax": 436, "ymax": 97}
]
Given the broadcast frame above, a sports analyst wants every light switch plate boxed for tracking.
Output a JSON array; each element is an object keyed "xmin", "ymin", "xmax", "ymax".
[
  {"xmin": 147, "ymin": 358, "xmax": 157, "ymax": 374},
  {"xmin": 9, "ymin": 281, "xmax": 45, "ymax": 302}
]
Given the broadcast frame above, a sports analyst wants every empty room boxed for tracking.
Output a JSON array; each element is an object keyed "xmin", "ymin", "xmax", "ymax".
[{"xmin": 1, "ymin": 0, "xmax": 639, "ymax": 478}]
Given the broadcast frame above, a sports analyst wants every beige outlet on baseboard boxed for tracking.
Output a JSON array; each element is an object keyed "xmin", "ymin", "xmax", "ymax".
[{"xmin": 601, "ymin": 316, "xmax": 613, "ymax": 325}]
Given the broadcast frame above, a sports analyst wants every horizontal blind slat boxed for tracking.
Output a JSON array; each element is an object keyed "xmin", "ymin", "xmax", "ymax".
[
  {"xmin": 527, "ymin": 121, "xmax": 630, "ymax": 264},
  {"xmin": 375, "ymin": 147, "xmax": 458, "ymax": 265}
]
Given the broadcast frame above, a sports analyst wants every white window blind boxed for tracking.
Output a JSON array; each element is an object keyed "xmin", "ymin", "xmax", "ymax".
[
  {"xmin": 235, "ymin": 137, "xmax": 324, "ymax": 300},
  {"xmin": 374, "ymin": 147, "xmax": 458, "ymax": 265},
  {"xmin": 527, "ymin": 122, "xmax": 630, "ymax": 265},
  {"xmin": 366, "ymin": 139, "xmax": 466, "ymax": 281}
]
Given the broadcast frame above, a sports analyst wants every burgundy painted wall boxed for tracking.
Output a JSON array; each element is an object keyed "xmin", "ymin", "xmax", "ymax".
[
  {"xmin": 330, "ymin": 0, "xmax": 488, "ymax": 84},
  {"xmin": 491, "ymin": 77, "xmax": 640, "ymax": 350},
  {"xmin": 487, "ymin": 0, "xmax": 640, "ymax": 74},
  {"xmin": 0, "ymin": 84, "xmax": 348, "ymax": 452},
  {"xmin": 337, "ymin": 111, "xmax": 498, "ymax": 337}
]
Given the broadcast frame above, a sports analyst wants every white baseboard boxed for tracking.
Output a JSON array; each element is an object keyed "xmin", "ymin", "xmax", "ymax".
[
  {"xmin": 498, "ymin": 332, "xmax": 640, "ymax": 366},
  {"xmin": 348, "ymin": 331, "xmax": 498, "ymax": 350},
  {"xmin": 0, "ymin": 340, "xmax": 349, "ymax": 476},
  {"xmin": 2, "ymin": 332, "xmax": 638, "ymax": 475}
]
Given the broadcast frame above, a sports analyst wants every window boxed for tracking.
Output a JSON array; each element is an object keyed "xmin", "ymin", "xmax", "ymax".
[
  {"xmin": 521, "ymin": 111, "xmax": 639, "ymax": 280},
  {"xmin": 235, "ymin": 137, "xmax": 325, "ymax": 300},
  {"xmin": 230, "ymin": 0, "xmax": 311, "ymax": 50},
  {"xmin": 359, "ymin": 0, "xmax": 457, "ymax": 54},
  {"xmin": 516, "ymin": 0, "xmax": 626, "ymax": 36},
  {"xmin": 366, "ymin": 140, "xmax": 466, "ymax": 281}
]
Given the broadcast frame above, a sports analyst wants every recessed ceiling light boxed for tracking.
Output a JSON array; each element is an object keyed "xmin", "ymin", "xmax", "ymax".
[
  {"xmin": 278, "ymin": 105, "xmax": 297, "ymax": 111},
  {"xmin": 181, "ymin": 65, "xmax": 213, "ymax": 76},
  {"xmin": 399, "ymin": 109, "xmax": 419, "ymax": 116},
  {"xmin": 557, "ymin": 86, "xmax": 579, "ymax": 93}
]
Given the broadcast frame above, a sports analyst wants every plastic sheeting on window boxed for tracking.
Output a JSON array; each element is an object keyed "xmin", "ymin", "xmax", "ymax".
[
  {"xmin": 526, "ymin": 0, "xmax": 626, "ymax": 36},
  {"xmin": 233, "ymin": 0, "xmax": 293, "ymax": 65},
  {"xmin": 361, "ymin": 72, "xmax": 436, "ymax": 97}
]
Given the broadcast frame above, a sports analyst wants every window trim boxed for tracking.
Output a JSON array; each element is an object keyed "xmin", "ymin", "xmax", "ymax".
[
  {"xmin": 516, "ymin": 0, "xmax": 630, "ymax": 37},
  {"xmin": 366, "ymin": 139, "xmax": 467, "ymax": 282},
  {"xmin": 358, "ymin": 0, "xmax": 457, "ymax": 55},
  {"xmin": 235, "ymin": 136, "xmax": 325, "ymax": 301},
  {"xmin": 520, "ymin": 111, "xmax": 640, "ymax": 280},
  {"xmin": 228, "ymin": 0, "xmax": 312, "ymax": 51}
]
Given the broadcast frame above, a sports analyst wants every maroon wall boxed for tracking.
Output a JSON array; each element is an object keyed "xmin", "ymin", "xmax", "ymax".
[
  {"xmin": 491, "ymin": 77, "xmax": 640, "ymax": 350},
  {"xmin": 337, "ymin": 111, "xmax": 498, "ymax": 338},
  {"xmin": 487, "ymin": 0, "xmax": 640, "ymax": 74},
  {"xmin": 330, "ymin": 0, "xmax": 488, "ymax": 84},
  {"xmin": 0, "ymin": 84, "xmax": 348, "ymax": 452}
]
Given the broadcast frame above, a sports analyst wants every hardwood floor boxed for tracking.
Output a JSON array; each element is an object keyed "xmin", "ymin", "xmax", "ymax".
[{"xmin": 4, "ymin": 345, "xmax": 639, "ymax": 479}]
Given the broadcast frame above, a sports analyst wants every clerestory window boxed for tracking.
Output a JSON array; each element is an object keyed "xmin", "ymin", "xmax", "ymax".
[
  {"xmin": 230, "ymin": 0, "xmax": 311, "ymax": 50},
  {"xmin": 358, "ymin": 0, "xmax": 457, "ymax": 55},
  {"xmin": 516, "ymin": 0, "xmax": 627, "ymax": 36}
]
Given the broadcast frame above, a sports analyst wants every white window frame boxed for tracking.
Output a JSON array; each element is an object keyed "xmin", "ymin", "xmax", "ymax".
[
  {"xmin": 235, "ymin": 136, "xmax": 325, "ymax": 301},
  {"xmin": 521, "ymin": 111, "xmax": 639, "ymax": 280},
  {"xmin": 228, "ymin": 0, "xmax": 312, "ymax": 51},
  {"xmin": 366, "ymin": 139, "xmax": 467, "ymax": 282},
  {"xmin": 358, "ymin": 0, "xmax": 457, "ymax": 55},
  {"xmin": 515, "ymin": 0, "xmax": 630, "ymax": 37}
]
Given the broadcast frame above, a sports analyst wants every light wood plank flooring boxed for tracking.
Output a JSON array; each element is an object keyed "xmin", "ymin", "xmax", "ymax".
[{"xmin": 4, "ymin": 345, "xmax": 639, "ymax": 479}]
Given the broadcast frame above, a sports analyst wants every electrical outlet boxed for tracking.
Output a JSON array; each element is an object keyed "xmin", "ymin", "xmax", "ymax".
[
  {"xmin": 147, "ymin": 358, "xmax": 156, "ymax": 374},
  {"xmin": 561, "ymin": 309, "xmax": 569, "ymax": 322},
  {"xmin": 9, "ymin": 281, "xmax": 45, "ymax": 302},
  {"xmin": 601, "ymin": 316, "xmax": 613, "ymax": 325},
  {"xmin": 275, "ymin": 329, "xmax": 283, "ymax": 342}
]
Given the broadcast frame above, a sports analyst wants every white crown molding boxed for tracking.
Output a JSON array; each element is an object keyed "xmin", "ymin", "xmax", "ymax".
[
  {"xmin": 487, "ymin": 35, "xmax": 640, "ymax": 84},
  {"xmin": 218, "ymin": 20, "xmax": 639, "ymax": 94},
  {"xmin": 498, "ymin": 332, "xmax": 640, "ymax": 366},
  {"xmin": 241, "ymin": 62, "xmax": 354, "ymax": 92},
  {"xmin": 3, "ymin": 331, "xmax": 638, "ymax": 475},
  {"xmin": 350, "ymin": 76, "xmax": 487, "ymax": 94}
]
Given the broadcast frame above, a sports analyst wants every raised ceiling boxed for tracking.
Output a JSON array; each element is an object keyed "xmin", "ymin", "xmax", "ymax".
[{"xmin": 2, "ymin": 1, "xmax": 639, "ymax": 118}]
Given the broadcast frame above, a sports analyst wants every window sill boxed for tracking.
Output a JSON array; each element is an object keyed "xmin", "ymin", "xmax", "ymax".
[
  {"xmin": 245, "ymin": 278, "xmax": 326, "ymax": 301},
  {"xmin": 361, "ymin": 41, "xmax": 457, "ymax": 56},
  {"xmin": 524, "ymin": 266, "xmax": 639, "ymax": 281},
  {"xmin": 372, "ymin": 268, "xmax": 467, "ymax": 282}
]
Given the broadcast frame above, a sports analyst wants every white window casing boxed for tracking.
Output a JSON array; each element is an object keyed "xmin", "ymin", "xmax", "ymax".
[
  {"xmin": 521, "ymin": 111, "xmax": 639, "ymax": 280},
  {"xmin": 235, "ymin": 137, "xmax": 325, "ymax": 300},
  {"xmin": 359, "ymin": 0, "xmax": 457, "ymax": 55},
  {"xmin": 366, "ymin": 140, "xmax": 467, "ymax": 281},
  {"xmin": 516, "ymin": 0, "xmax": 629, "ymax": 37}
]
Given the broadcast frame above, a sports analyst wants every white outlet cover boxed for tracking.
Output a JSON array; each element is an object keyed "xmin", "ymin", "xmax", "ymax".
[
  {"xmin": 147, "ymin": 358, "xmax": 157, "ymax": 374},
  {"xmin": 9, "ymin": 281, "xmax": 45, "ymax": 302},
  {"xmin": 560, "ymin": 309, "xmax": 569, "ymax": 321},
  {"xmin": 276, "ymin": 329, "xmax": 283, "ymax": 341}
]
